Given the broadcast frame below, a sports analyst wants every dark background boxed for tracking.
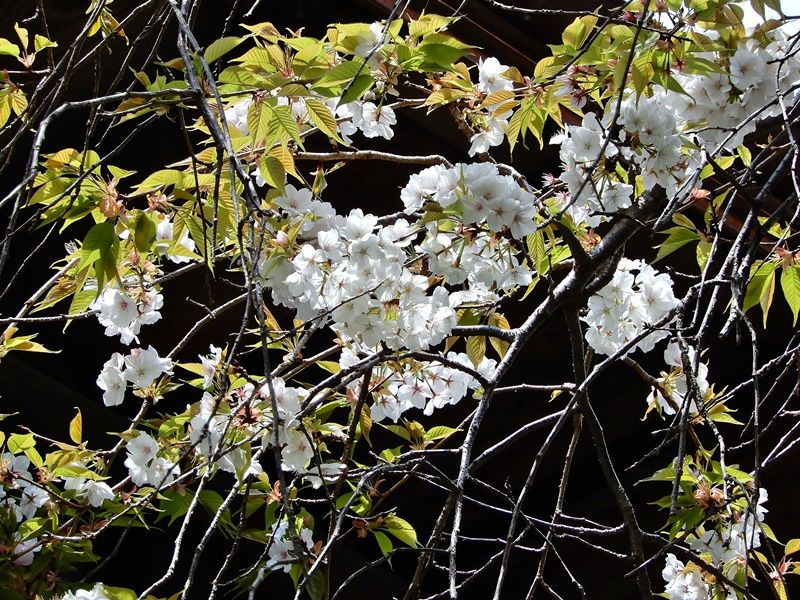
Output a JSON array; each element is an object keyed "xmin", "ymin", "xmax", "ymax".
[{"xmin": 0, "ymin": 1, "xmax": 798, "ymax": 598}]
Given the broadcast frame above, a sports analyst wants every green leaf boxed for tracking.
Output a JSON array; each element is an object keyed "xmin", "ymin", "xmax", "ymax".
[
  {"xmin": 696, "ymin": 240, "xmax": 711, "ymax": 269},
  {"xmin": 374, "ymin": 530, "xmax": 393, "ymax": 557},
  {"xmin": 489, "ymin": 334, "xmax": 509, "ymax": 359},
  {"xmin": 79, "ymin": 222, "xmax": 119, "ymax": 292},
  {"xmin": 304, "ymin": 568, "xmax": 326, "ymax": 600},
  {"xmin": 339, "ymin": 72, "xmax": 375, "ymax": 104},
  {"xmin": 18, "ymin": 517, "xmax": 47, "ymax": 540},
  {"xmin": 378, "ymin": 446, "xmax": 402, "ymax": 463},
  {"xmin": 715, "ymin": 155, "xmax": 737, "ymax": 170},
  {"xmin": 785, "ymin": 538, "xmax": 800, "ymax": 556},
  {"xmin": 737, "ymin": 144, "xmax": 752, "ymax": 166},
  {"xmin": 761, "ymin": 522, "xmax": 780, "ymax": 544},
  {"xmin": 69, "ymin": 408, "xmax": 83, "ymax": 444},
  {"xmin": 654, "ymin": 226, "xmax": 698, "ymax": 263},
  {"xmin": 671, "ymin": 213, "xmax": 695, "ymax": 229},
  {"xmin": 304, "ymin": 97, "xmax": 345, "ymax": 144},
  {"xmin": 23, "ymin": 445, "xmax": 43, "ymax": 467},
  {"xmin": 249, "ymin": 101, "xmax": 302, "ymax": 148},
  {"xmin": 135, "ymin": 169, "xmax": 184, "ymax": 192},
  {"xmin": 358, "ymin": 405, "xmax": 372, "ymax": 446},
  {"xmin": 780, "ymin": 264, "xmax": 800, "ymax": 326},
  {"xmin": 408, "ymin": 13, "xmax": 453, "ymax": 38},
  {"xmin": 384, "ymin": 514, "xmax": 418, "ymax": 547},
  {"xmin": 133, "ymin": 212, "xmax": 157, "ymax": 253},
  {"xmin": 422, "ymin": 88, "xmax": 470, "ymax": 110},
  {"xmin": 533, "ymin": 56, "xmax": 559, "ymax": 80},
  {"xmin": 0, "ymin": 38, "xmax": 20, "ymax": 57},
  {"xmin": 157, "ymin": 489, "xmax": 193, "ymax": 526},
  {"xmin": 9, "ymin": 87, "xmax": 27, "ymax": 117},
  {"xmin": 313, "ymin": 60, "xmax": 373, "ymax": 101},
  {"xmin": 561, "ymin": 15, "xmax": 597, "ymax": 49},
  {"xmin": 631, "ymin": 52, "xmax": 655, "ymax": 97},
  {"xmin": 756, "ymin": 264, "xmax": 777, "ymax": 327},
  {"xmin": 465, "ymin": 336, "xmax": 486, "ymax": 368},
  {"xmin": 69, "ymin": 286, "xmax": 96, "ymax": 319},
  {"xmin": 104, "ymin": 587, "xmax": 138, "ymax": 600},
  {"xmin": 424, "ymin": 426, "xmax": 460, "ymax": 442},
  {"xmin": 15, "ymin": 23, "xmax": 29, "ymax": 51},
  {"xmin": 528, "ymin": 229, "xmax": 548, "ymax": 275},
  {"xmin": 0, "ymin": 95, "xmax": 11, "ymax": 129},
  {"xmin": 7, "ymin": 432, "xmax": 35, "ymax": 454},
  {"xmin": 203, "ymin": 36, "xmax": 243, "ymax": 65},
  {"xmin": 380, "ymin": 423, "xmax": 411, "ymax": 442},
  {"xmin": 706, "ymin": 404, "xmax": 743, "ymax": 426},
  {"xmin": 415, "ymin": 41, "xmax": 469, "ymax": 71},
  {"xmin": 33, "ymin": 35, "xmax": 57, "ymax": 53}
]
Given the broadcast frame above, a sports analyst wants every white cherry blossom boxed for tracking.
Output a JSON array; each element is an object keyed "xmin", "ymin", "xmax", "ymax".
[{"xmin": 124, "ymin": 346, "xmax": 172, "ymax": 388}]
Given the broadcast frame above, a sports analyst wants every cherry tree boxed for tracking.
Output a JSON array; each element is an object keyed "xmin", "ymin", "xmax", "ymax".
[{"xmin": 0, "ymin": 0, "xmax": 799, "ymax": 598}]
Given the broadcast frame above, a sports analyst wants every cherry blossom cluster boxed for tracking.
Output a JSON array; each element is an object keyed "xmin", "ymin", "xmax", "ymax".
[
  {"xmin": 663, "ymin": 31, "xmax": 800, "ymax": 152},
  {"xmin": 0, "ymin": 453, "xmax": 48, "ymax": 567},
  {"xmin": 583, "ymin": 258, "xmax": 678, "ymax": 356},
  {"xmin": 339, "ymin": 346, "xmax": 496, "ymax": 423},
  {"xmin": 260, "ymin": 186, "xmax": 456, "ymax": 352},
  {"xmin": 661, "ymin": 489, "xmax": 769, "ymax": 599},
  {"xmin": 89, "ymin": 212, "xmax": 196, "ymax": 345},
  {"xmin": 96, "ymin": 345, "xmax": 172, "ymax": 406},
  {"xmin": 188, "ymin": 374, "xmax": 308, "ymax": 478},
  {"xmin": 0, "ymin": 451, "xmax": 114, "ymax": 570},
  {"xmin": 553, "ymin": 28, "xmax": 800, "ymax": 228},
  {"xmin": 91, "ymin": 283, "xmax": 163, "ymax": 346},
  {"xmin": 124, "ymin": 432, "xmax": 179, "ymax": 488},
  {"xmin": 224, "ymin": 94, "xmax": 396, "ymax": 145},
  {"xmin": 554, "ymin": 97, "xmax": 692, "ymax": 228},
  {"xmin": 645, "ymin": 341, "xmax": 710, "ymax": 417},
  {"xmin": 468, "ymin": 57, "xmax": 515, "ymax": 156},
  {"xmin": 403, "ymin": 162, "xmax": 538, "ymax": 295},
  {"xmin": 264, "ymin": 517, "xmax": 315, "ymax": 573}
]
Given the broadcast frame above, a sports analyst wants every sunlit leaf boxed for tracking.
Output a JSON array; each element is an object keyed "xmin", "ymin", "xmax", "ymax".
[
  {"xmin": 203, "ymin": 36, "xmax": 243, "ymax": 65},
  {"xmin": 69, "ymin": 408, "xmax": 83, "ymax": 445}
]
